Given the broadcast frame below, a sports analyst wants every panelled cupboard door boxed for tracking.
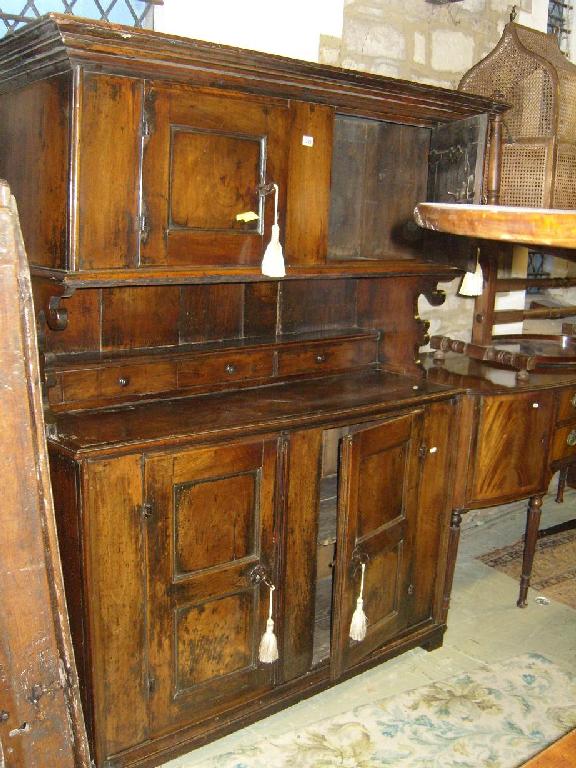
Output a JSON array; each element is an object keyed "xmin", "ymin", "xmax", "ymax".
[
  {"xmin": 467, "ymin": 390, "xmax": 554, "ymax": 506},
  {"xmin": 332, "ymin": 411, "xmax": 425, "ymax": 676},
  {"xmin": 141, "ymin": 82, "xmax": 289, "ymax": 267},
  {"xmin": 144, "ymin": 438, "xmax": 279, "ymax": 734}
]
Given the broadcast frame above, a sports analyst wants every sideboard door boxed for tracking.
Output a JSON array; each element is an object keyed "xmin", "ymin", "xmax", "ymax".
[
  {"xmin": 331, "ymin": 411, "xmax": 424, "ymax": 676},
  {"xmin": 141, "ymin": 83, "xmax": 289, "ymax": 268},
  {"xmin": 144, "ymin": 437, "xmax": 279, "ymax": 734}
]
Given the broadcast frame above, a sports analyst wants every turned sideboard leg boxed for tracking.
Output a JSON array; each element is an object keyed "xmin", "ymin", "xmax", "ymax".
[
  {"xmin": 517, "ymin": 494, "xmax": 543, "ymax": 608},
  {"xmin": 442, "ymin": 508, "xmax": 465, "ymax": 622}
]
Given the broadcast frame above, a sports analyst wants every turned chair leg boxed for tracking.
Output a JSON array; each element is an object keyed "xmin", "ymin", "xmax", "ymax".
[{"xmin": 517, "ymin": 494, "xmax": 543, "ymax": 608}]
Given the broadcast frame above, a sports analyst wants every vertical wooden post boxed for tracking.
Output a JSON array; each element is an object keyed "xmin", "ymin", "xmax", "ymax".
[{"xmin": 0, "ymin": 181, "xmax": 90, "ymax": 767}]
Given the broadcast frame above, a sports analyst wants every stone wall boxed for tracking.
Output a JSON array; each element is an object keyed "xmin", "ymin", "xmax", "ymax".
[{"xmin": 320, "ymin": 1, "xmax": 540, "ymax": 88}]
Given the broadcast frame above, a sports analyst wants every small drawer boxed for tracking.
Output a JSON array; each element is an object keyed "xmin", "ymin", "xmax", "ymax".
[
  {"xmin": 61, "ymin": 362, "xmax": 177, "ymax": 403},
  {"xmin": 178, "ymin": 349, "xmax": 273, "ymax": 388},
  {"xmin": 550, "ymin": 424, "xmax": 576, "ymax": 464},
  {"xmin": 556, "ymin": 387, "xmax": 576, "ymax": 423},
  {"xmin": 277, "ymin": 338, "xmax": 376, "ymax": 377},
  {"xmin": 99, "ymin": 363, "xmax": 176, "ymax": 398}
]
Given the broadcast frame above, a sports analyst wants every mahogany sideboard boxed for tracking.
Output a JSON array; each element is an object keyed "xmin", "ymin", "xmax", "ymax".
[
  {"xmin": 0, "ymin": 14, "xmax": 508, "ymax": 768},
  {"xmin": 425, "ymin": 353, "xmax": 576, "ymax": 611}
]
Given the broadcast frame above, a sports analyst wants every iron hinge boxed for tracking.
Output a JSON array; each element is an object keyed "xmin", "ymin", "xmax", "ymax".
[
  {"xmin": 139, "ymin": 212, "xmax": 150, "ymax": 244},
  {"xmin": 141, "ymin": 501, "xmax": 154, "ymax": 521}
]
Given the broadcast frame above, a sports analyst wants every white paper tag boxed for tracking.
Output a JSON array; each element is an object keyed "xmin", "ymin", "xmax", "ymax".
[{"xmin": 302, "ymin": 135, "xmax": 314, "ymax": 147}]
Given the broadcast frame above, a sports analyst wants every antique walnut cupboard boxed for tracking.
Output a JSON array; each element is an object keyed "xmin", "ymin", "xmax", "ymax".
[{"xmin": 0, "ymin": 15, "xmax": 506, "ymax": 768}]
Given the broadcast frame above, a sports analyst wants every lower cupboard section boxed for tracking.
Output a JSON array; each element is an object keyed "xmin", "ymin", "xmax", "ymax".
[{"xmin": 49, "ymin": 399, "xmax": 457, "ymax": 767}]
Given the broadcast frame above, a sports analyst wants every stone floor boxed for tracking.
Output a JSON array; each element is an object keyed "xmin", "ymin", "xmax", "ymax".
[{"xmin": 163, "ymin": 480, "xmax": 576, "ymax": 767}]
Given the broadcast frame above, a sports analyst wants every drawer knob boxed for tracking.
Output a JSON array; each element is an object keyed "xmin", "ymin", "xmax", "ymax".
[
  {"xmin": 567, "ymin": 430, "xmax": 576, "ymax": 447},
  {"xmin": 571, "ymin": 393, "xmax": 576, "ymax": 409},
  {"xmin": 315, "ymin": 353, "xmax": 326, "ymax": 364},
  {"xmin": 118, "ymin": 376, "xmax": 130, "ymax": 387},
  {"xmin": 225, "ymin": 363, "xmax": 237, "ymax": 375}
]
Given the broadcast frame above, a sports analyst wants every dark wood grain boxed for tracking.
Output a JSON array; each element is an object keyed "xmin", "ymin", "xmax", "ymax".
[
  {"xmin": 78, "ymin": 73, "xmax": 141, "ymax": 270},
  {"xmin": 285, "ymin": 102, "xmax": 333, "ymax": 266},
  {"xmin": 0, "ymin": 182, "xmax": 89, "ymax": 767}
]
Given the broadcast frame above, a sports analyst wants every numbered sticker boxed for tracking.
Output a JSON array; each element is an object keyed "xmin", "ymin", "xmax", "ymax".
[{"xmin": 302, "ymin": 135, "xmax": 314, "ymax": 147}]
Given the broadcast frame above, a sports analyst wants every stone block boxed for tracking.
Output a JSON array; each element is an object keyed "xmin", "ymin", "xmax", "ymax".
[
  {"xmin": 343, "ymin": 18, "xmax": 407, "ymax": 60},
  {"xmin": 431, "ymin": 29, "xmax": 475, "ymax": 72},
  {"xmin": 414, "ymin": 31, "xmax": 426, "ymax": 65}
]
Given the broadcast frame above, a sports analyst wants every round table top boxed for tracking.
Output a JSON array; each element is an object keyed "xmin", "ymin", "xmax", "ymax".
[{"xmin": 414, "ymin": 203, "xmax": 576, "ymax": 249}]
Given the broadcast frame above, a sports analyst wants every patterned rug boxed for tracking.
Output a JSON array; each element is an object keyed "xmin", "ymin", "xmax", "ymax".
[
  {"xmin": 188, "ymin": 654, "xmax": 576, "ymax": 768},
  {"xmin": 480, "ymin": 529, "xmax": 576, "ymax": 610}
]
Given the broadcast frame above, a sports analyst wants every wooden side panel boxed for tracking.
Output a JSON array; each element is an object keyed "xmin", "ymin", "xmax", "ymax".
[
  {"xmin": 49, "ymin": 452, "xmax": 93, "ymax": 743},
  {"xmin": 0, "ymin": 183, "xmax": 89, "ymax": 767},
  {"xmin": 78, "ymin": 73, "xmax": 142, "ymax": 270},
  {"xmin": 328, "ymin": 117, "xmax": 430, "ymax": 261},
  {"xmin": 84, "ymin": 456, "xmax": 147, "ymax": 760},
  {"xmin": 285, "ymin": 102, "xmax": 333, "ymax": 266},
  {"xmin": 101, "ymin": 286, "xmax": 180, "ymax": 351},
  {"xmin": 282, "ymin": 429, "xmax": 322, "ymax": 681},
  {"xmin": 0, "ymin": 75, "xmax": 70, "ymax": 269},
  {"xmin": 180, "ymin": 284, "xmax": 244, "ymax": 343},
  {"xmin": 468, "ymin": 391, "xmax": 554, "ymax": 505},
  {"xmin": 410, "ymin": 400, "xmax": 455, "ymax": 625},
  {"xmin": 280, "ymin": 279, "xmax": 357, "ymax": 334}
]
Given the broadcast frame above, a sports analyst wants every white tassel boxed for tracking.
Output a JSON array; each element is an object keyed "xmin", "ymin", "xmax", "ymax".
[
  {"xmin": 258, "ymin": 583, "xmax": 279, "ymax": 663},
  {"xmin": 261, "ymin": 183, "xmax": 285, "ymax": 278},
  {"xmin": 349, "ymin": 562, "xmax": 368, "ymax": 642}
]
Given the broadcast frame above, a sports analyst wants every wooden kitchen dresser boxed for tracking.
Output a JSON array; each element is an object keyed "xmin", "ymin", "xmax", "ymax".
[{"xmin": 0, "ymin": 15, "xmax": 506, "ymax": 767}]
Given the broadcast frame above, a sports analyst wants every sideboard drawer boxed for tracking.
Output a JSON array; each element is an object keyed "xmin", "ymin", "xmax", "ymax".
[
  {"xmin": 277, "ymin": 338, "xmax": 377, "ymax": 377},
  {"xmin": 556, "ymin": 387, "xmax": 576, "ymax": 423},
  {"xmin": 178, "ymin": 349, "xmax": 273, "ymax": 388},
  {"xmin": 550, "ymin": 424, "xmax": 576, "ymax": 463},
  {"xmin": 61, "ymin": 362, "xmax": 176, "ymax": 403}
]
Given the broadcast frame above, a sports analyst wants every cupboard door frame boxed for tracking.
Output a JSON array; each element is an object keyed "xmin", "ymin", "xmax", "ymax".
[
  {"xmin": 140, "ymin": 82, "xmax": 289, "ymax": 268},
  {"xmin": 145, "ymin": 436, "xmax": 280, "ymax": 734},
  {"xmin": 331, "ymin": 410, "xmax": 425, "ymax": 678}
]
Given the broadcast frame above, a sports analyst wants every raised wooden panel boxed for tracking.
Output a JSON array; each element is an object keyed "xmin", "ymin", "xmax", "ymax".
[
  {"xmin": 468, "ymin": 391, "xmax": 554, "ymax": 505},
  {"xmin": 556, "ymin": 387, "xmax": 576, "ymax": 423},
  {"xmin": 78, "ymin": 73, "xmax": 142, "ymax": 270},
  {"xmin": 83, "ymin": 455, "xmax": 147, "ymax": 761},
  {"xmin": 176, "ymin": 593, "xmax": 254, "ymax": 690},
  {"xmin": 145, "ymin": 437, "xmax": 279, "ymax": 732},
  {"xmin": 0, "ymin": 75, "xmax": 70, "ymax": 270},
  {"xmin": 332, "ymin": 411, "xmax": 424, "ymax": 677},
  {"xmin": 175, "ymin": 472, "xmax": 256, "ymax": 573},
  {"xmin": 141, "ymin": 84, "xmax": 289, "ymax": 267},
  {"xmin": 170, "ymin": 129, "xmax": 262, "ymax": 231},
  {"xmin": 357, "ymin": 444, "xmax": 405, "ymax": 538}
]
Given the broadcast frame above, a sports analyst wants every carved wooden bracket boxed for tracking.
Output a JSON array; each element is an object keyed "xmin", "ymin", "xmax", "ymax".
[{"xmin": 421, "ymin": 286, "xmax": 446, "ymax": 307}]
